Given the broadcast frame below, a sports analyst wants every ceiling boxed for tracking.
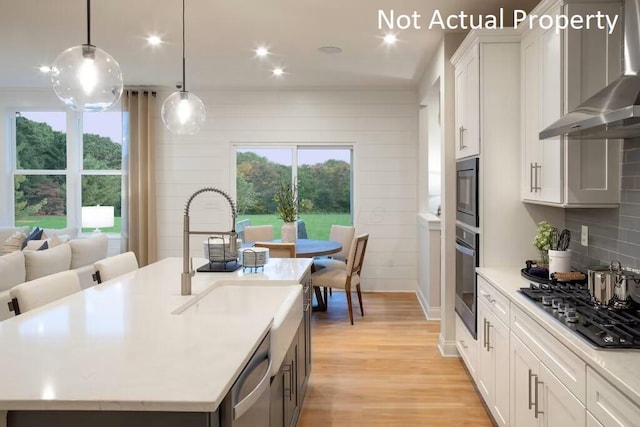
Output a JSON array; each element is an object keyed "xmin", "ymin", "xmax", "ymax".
[{"xmin": 0, "ymin": 0, "xmax": 539, "ymax": 90}]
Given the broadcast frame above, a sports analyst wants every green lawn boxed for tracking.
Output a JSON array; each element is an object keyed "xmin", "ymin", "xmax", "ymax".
[
  {"xmin": 237, "ymin": 213, "xmax": 351, "ymax": 241},
  {"xmin": 15, "ymin": 216, "xmax": 122, "ymax": 233},
  {"xmin": 15, "ymin": 213, "xmax": 350, "ymax": 240}
]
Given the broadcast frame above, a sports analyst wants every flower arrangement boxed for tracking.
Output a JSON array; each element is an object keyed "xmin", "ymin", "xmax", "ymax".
[
  {"xmin": 274, "ymin": 182, "xmax": 297, "ymax": 223},
  {"xmin": 532, "ymin": 220, "xmax": 553, "ymax": 265}
]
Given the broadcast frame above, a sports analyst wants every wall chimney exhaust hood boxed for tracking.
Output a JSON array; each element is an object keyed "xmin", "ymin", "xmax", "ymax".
[{"xmin": 540, "ymin": 0, "xmax": 640, "ymax": 140}]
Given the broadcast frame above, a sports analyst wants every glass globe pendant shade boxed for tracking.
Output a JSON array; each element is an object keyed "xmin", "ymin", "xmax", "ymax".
[
  {"xmin": 51, "ymin": 44, "xmax": 123, "ymax": 112},
  {"xmin": 161, "ymin": 90, "xmax": 206, "ymax": 135}
]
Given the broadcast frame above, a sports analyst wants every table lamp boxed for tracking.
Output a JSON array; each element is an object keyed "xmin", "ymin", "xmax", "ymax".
[{"xmin": 82, "ymin": 206, "xmax": 114, "ymax": 233}]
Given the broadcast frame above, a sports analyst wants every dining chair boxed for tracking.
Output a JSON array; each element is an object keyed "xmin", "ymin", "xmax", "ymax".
[
  {"xmin": 243, "ymin": 225, "xmax": 274, "ymax": 243},
  {"xmin": 314, "ymin": 225, "xmax": 355, "ymax": 271},
  {"xmin": 254, "ymin": 242, "xmax": 296, "ymax": 258},
  {"xmin": 9, "ymin": 270, "xmax": 81, "ymax": 315},
  {"xmin": 311, "ymin": 233, "xmax": 369, "ymax": 325},
  {"xmin": 93, "ymin": 251, "xmax": 139, "ymax": 284}
]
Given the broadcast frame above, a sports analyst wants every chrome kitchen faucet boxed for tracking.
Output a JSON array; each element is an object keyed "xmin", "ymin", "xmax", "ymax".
[{"xmin": 182, "ymin": 187, "xmax": 238, "ymax": 295}]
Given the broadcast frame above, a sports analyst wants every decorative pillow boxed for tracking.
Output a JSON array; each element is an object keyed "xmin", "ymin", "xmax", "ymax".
[
  {"xmin": 0, "ymin": 227, "xmax": 29, "ymax": 244},
  {"xmin": 24, "ymin": 240, "xmax": 48, "ymax": 251},
  {"xmin": 38, "ymin": 241, "xmax": 48, "ymax": 251},
  {"xmin": 21, "ymin": 227, "xmax": 44, "ymax": 250},
  {"xmin": 0, "ymin": 251, "xmax": 26, "ymax": 292},
  {"xmin": 24, "ymin": 243, "xmax": 72, "ymax": 282},
  {"xmin": 2, "ymin": 231, "xmax": 27, "ymax": 254},
  {"xmin": 49, "ymin": 234, "xmax": 65, "ymax": 247},
  {"xmin": 69, "ymin": 234, "xmax": 108, "ymax": 269}
]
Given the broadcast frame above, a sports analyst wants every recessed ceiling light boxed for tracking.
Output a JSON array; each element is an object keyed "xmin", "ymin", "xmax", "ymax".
[
  {"xmin": 39, "ymin": 65, "xmax": 51, "ymax": 73},
  {"xmin": 272, "ymin": 67, "xmax": 284, "ymax": 77},
  {"xmin": 255, "ymin": 47, "xmax": 269, "ymax": 57},
  {"xmin": 318, "ymin": 46, "xmax": 342, "ymax": 54},
  {"xmin": 383, "ymin": 34, "xmax": 398, "ymax": 45},
  {"xmin": 146, "ymin": 35, "xmax": 162, "ymax": 46}
]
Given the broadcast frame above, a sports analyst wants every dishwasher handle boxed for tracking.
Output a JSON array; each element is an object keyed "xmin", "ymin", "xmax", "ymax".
[{"xmin": 233, "ymin": 356, "xmax": 272, "ymax": 420}]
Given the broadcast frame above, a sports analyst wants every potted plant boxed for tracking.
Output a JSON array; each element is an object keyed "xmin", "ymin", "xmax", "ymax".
[
  {"xmin": 274, "ymin": 182, "xmax": 298, "ymax": 243},
  {"xmin": 532, "ymin": 220, "xmax": 553, "ymax": 266}
]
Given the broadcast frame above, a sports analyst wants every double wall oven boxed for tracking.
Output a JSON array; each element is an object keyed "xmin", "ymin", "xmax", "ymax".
[
  {"xmin": 455, "ymin": 157, "xmax": 479, "ymax": 338},
  {"xmin": 455, "ymin": 225, "xmax": 479, "ymax": 338}
]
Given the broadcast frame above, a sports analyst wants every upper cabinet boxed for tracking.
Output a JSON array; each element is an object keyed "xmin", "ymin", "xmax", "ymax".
[
  {"xmin": 521, "ymin": 0, "xmax": 622, "ymax": 207},
  {"xmin": 454, "ymin": 45, "xmax": 480, "ymax": 159}
]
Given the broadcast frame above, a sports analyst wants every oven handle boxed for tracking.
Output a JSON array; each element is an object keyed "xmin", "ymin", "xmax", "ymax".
[{"xmin": 455, "ymin": 242, "xmax": 475, "ymax": 257}]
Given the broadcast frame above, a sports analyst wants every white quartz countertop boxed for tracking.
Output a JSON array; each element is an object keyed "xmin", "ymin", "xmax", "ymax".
[
  {"xmin": 0, "ymin": 257, "xmax": 312, "ymax": 413},
  {"xmin": 477, "ymin": 267, "xmax": 640, "ymax": 404}
]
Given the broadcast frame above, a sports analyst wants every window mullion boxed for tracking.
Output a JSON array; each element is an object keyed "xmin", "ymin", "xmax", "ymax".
[{"xmin": 66, "ymin": 111, "xmax": 81, "ymax": 228}]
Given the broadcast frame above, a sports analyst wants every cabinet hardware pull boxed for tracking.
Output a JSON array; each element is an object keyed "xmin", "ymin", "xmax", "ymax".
[
  {"xmin": 534, "ymin": 163, "xmax": 542, "ymax": 192},
  {"xmin": 283, "ymin": 363, "xmax": 292, "ymax": 399},
  {"xmin": 534, "ymin": 375, "xmax": 544, "ymax": 418},
  {"xmin": 528, "ymin": 369, "xmax": 534, "ymax": 410},
  {"xmin": 459, "ymin": 126, "xmax": 466, "ymax": 150},
  {"xmin": 484, "ymin": 293, "xmax": 496, "ymax": 304},
  {"xmin": 486, "ymin": 322, "xmax": 493, "ymax": 351},
  {"xmin": 483, "ymin": 318, "xmax": 488, "ymax": 349},
  {"xmin": 530, "ymin": 163, "xmax": 534, "ymax": 192}
]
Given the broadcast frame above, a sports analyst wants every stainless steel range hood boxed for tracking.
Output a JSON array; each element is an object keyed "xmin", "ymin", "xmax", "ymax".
[{"xmin": 540, "ymin": 0, "xmax": 640, "ymax": 139}]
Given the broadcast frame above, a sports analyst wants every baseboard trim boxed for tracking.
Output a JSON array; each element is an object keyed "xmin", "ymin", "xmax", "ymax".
[
  {"xmin": 416, "ymin": 290, "xmax": 441, "ymax": 320},
  {"xmin": 438, "ymin": 334, "xmax": 459, "ymax": 357}
]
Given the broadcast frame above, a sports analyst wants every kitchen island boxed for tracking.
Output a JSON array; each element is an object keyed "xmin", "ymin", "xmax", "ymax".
[{"xmin": 0, "ymin": 257, "xmax": 313, "ymax": 426}]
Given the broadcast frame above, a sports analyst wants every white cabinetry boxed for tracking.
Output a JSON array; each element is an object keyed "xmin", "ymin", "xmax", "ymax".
[
  {"xmin": 510, "ymin": 301, "xmax": 588, "ymax": 426},
  {"xmin": 455, "ymin": 313, "xmax": 477, "ymax": 381},
  {"xmin": 586, "ymin": 367, "xmax": 640, "ymax": 427},
  {"xmin": 510, "ymin": 326, "xmax": 585, "ymax": 427},
  {"xmin": 520, "ymin": 0, "xmax": 622, "ymax": 207},
  {"xmin": 454, "ymin": 44, "xmax": 480, "ymax": 159},
  {"xmin": 476, "ymin": 276, "xmax": 511, "ymax": 426}
]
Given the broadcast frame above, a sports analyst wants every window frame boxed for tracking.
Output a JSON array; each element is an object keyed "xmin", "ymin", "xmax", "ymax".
[
  {"xmin": 231, "ymin": 143, "xmax": 355, "ymax": 228},
  {"xmin": 7, "ymin": 109, "xmax": 123, "ymax": 235}
]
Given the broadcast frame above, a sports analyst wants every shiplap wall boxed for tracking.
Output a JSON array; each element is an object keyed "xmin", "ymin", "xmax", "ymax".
[{"xmin": 154, "ymin": 89, "xmax": 419, "ymax": 292}]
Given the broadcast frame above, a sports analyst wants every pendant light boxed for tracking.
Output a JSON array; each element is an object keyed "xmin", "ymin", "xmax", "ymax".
[
  {"xmin": 161, "ymin": 0, "xmax": 206, "ymax": 135},
  {"xmin": 51, "ymin": 0, "xmax": 123, "ymax": 112}
]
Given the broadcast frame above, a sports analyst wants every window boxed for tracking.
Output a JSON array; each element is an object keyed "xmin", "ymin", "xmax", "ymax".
[
  {"xmin": 235, "ymin": 146, "xmax": 352, "ymax": 240},
  {"xmin": 11, "ymin": 110, "xmax": 123, "ymax": 233}
]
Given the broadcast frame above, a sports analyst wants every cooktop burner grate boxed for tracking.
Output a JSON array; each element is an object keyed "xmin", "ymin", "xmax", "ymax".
[{"xmin": 519, "ymin": 283, "xmax": 640, "ymax": 349}]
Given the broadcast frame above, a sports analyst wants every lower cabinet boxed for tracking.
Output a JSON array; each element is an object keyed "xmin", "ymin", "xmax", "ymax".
[
  {"xmin": 270, "ymin": 330, "xmax": 299, "ymax": 427},
  {"xmin": 586, "ymin": 367, "xmax": 640, "ymax": 427},
  {"xmin": 477, "ymin": 300, "xmax": 510, "ymax": 427},
  {"xmin": 511, "ymin": 333, "xmax": 585, "ymax": 427}
]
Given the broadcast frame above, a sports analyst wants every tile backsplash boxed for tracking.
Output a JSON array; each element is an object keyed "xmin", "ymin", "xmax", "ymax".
[{"xmin": 566, "ymin": 139, "xmax": 640, "ymax": 272}]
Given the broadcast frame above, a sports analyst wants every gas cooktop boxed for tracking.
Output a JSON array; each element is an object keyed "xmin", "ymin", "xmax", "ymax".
[{"xmin": 519, "ymin": 282, "xmax": 640, "ymax": 349}]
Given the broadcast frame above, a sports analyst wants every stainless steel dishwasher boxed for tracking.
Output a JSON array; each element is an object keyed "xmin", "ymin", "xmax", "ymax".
[{"xmin": 219, "ymin": 333, "xmax": 271, "ymax": 427}]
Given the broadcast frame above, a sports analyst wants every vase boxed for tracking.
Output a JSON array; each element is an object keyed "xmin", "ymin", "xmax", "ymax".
[
  {"xmin": 281, "ymin": 222, "xmax": 297, "ymax": 243},
  {"xmin": 539, "ymin": 250, "xmax": 549, "ymax": 266}
]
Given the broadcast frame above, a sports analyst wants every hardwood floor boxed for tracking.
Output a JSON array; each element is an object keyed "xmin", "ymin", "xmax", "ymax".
[{"xmin": 298, "ymin": 291, "xmax": 492, "ymax": 427}]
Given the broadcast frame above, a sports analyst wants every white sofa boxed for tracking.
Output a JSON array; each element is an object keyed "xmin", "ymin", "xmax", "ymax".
[{"xmin": 0, "ymin": 228, "xmax": 108, "ymax": 321}]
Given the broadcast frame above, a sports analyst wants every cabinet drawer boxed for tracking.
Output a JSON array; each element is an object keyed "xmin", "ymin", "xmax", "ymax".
[
  {"xmin": 511, "ymin": 304, "xmax": 586, "ymax": 403},
  {"xmin": 477, "ymin": 275, "xmax": 510, "ymax": 325},
  {"xmin": 587, "ymin": 367, "xmax": 640, "ymax": 427},
  {"xmin": 456, "ymin": 313, "xmax": 477, "ymax": 381}
]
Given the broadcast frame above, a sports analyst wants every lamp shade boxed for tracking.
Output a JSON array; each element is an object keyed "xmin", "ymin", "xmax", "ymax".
[
  {"xmin": 51, "ymin": 44, "xmax": 123, "ymax": 112},
  {"xmin": 82, "ymin": 206, "xmax": 114, "ymax": 230}
]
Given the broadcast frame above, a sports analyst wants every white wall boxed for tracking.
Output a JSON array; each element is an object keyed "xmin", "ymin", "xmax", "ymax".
[{"xmin": 153, "ymin": 89, "xmax": 419, "ymax": 292}]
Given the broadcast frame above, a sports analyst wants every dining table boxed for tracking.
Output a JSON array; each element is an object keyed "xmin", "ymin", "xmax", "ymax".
[{"xmin": 256, "ymin": 238, "xmax": 341, "ymax": 311}]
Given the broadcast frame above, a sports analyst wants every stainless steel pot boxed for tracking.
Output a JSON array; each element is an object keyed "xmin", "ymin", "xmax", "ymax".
[
  {"xmin": 588, "ymin": 261, "xmax": 640, "ymax": 305},
  {"xmin": 588, "ymin": 266, "xmax": 614, "ymax": 304}
]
